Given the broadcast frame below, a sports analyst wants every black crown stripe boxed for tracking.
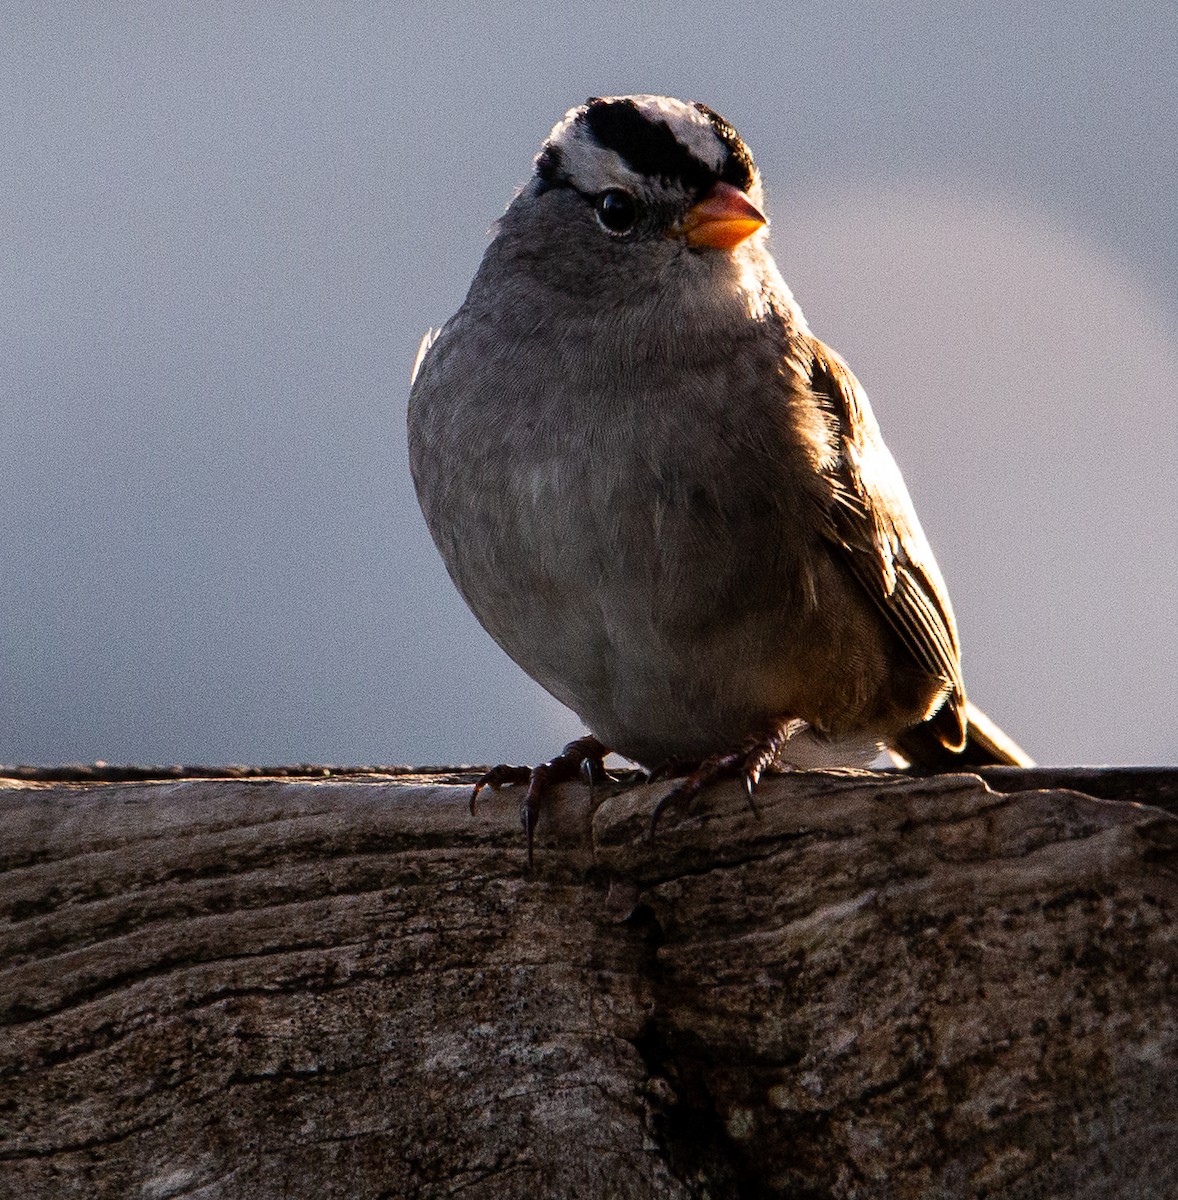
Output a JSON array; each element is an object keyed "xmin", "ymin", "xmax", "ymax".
[
  {"xmin": 691, "ymin": 102, "xmax": 756, "ymax": 193},
  {"xmin": 581, "ymin": 98, "xmax": 722, "ymax": 195}
]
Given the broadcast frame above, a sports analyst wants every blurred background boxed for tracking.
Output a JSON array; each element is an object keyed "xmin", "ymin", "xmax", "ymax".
[{"xmin": 3, "ymin": 2, "xmax": 1175, "ymax": 768}]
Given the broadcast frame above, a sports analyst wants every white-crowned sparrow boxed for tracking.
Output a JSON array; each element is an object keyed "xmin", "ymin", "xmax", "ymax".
[{"xmin": 408, "ymin": 95, "xmax": 1030, "ymax": 844}]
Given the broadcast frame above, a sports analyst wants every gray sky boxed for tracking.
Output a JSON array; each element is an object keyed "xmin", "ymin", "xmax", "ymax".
[{"xmin": 3, "ymin": 2, "xmax": 1176, "ymax": 768}]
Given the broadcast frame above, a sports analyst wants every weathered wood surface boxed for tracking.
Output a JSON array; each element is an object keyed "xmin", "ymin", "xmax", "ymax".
[{"xmin": 2, "ymin": 767, "xmax": 1177, "ymax": 1199}]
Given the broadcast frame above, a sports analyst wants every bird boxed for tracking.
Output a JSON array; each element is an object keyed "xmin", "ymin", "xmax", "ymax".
[{"xmin": 407, "ymin": 94, "xmax": 1030, "ymax": 852}]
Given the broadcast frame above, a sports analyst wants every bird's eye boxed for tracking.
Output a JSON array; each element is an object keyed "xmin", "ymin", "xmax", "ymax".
[{"xmin": 595, "ymin": 189, "xmax": 637, "ymax": 234}]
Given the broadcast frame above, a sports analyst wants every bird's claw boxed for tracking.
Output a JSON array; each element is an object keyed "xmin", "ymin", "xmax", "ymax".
[
  {"xmin": 470, "ymin": 763, "xmax": 532, "ymax": 815},
  {"xmin": 469, "ymin": 735, "xmax": 609, "ymax": 866},
  {"xmin": 648, "ymin": 718, "xmax": 800, "ymax": 840}
]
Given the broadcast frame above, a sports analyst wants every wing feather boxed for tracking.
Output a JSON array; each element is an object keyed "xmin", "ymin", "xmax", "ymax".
[{"xmin": 805, "ymin": 339, "xmax": 967, "ymax": 751}]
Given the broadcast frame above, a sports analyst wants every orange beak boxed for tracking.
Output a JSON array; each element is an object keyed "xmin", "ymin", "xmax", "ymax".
[{"xmin": 678, "ymin": 181, "xmax": 767, "ymax": 250}]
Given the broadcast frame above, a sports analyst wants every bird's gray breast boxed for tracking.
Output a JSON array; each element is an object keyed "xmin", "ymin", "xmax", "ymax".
[{"xmin": 408, "ymin": 290, "xmax": 816, "ymax": 753}]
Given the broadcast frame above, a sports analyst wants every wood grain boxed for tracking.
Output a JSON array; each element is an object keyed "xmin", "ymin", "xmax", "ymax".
[{"xmin": 2, "ymin": 768, "xmax": 1176, "ymax": 1198}]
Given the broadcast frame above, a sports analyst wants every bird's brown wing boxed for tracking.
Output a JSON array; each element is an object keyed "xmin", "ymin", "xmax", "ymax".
[{"xmin": 804, "ymin": 338, "xmax": 968, "ymax": 753}]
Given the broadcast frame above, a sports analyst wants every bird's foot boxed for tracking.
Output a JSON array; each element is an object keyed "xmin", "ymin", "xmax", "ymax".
[
  {"xmin": 648, "ymin": 717, "xmax": 805, "ymax": 840},
  {"xmin": 470, "ymin": 735, "xmax": 611, "ymax": 865}
]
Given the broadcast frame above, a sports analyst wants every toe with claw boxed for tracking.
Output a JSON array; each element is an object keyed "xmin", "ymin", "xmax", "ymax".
[
  {"xmin": 648, "ymin": 717, "xmax": 804, "ymax": 839},
  {"xmin": 470, "ymin": 735, "xmax": 610, "ymax": 865}
]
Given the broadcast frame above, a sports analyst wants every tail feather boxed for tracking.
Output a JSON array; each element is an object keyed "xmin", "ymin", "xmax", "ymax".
[{"xmin": 893, "ymin": 700, "xmax": 1033, "ymax": 769}]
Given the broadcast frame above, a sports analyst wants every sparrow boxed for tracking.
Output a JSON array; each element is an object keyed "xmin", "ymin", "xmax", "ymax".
[{"xmin": 408, "ymin": 95, "xmax": 1030, "ymax": 851}]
